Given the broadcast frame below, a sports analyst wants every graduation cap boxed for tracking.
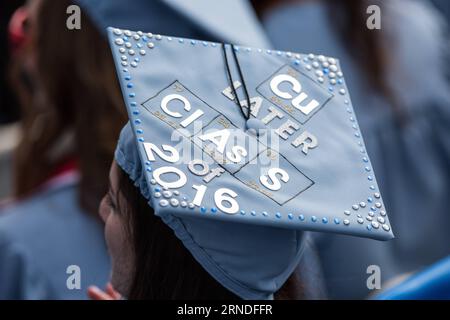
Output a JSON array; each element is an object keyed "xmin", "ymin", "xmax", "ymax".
[
  {"xmin": 109, "ymin": 27, "xmax": 393, "ymax": 240},
  {"xmin": 109, "ymin": 28, "xmax": 394, "ymax": 299}
]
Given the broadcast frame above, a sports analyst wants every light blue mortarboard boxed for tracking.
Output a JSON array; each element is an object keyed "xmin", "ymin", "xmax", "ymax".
[{"xmin": 109, "ymin": 27, "xmax": 394, "ymax": 299}]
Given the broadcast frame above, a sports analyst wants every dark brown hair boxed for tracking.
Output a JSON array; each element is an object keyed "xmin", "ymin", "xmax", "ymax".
[
  {"xmin": 324, "ymin": 0, "xmax": 401, "ymax": 115},
  {"xmin": 10, "ymin": 0, "xmax": 127, "ymax": 214},
  {"xmin": 116, "ymin": 166, "xmax": 302, "ymax": 299}
]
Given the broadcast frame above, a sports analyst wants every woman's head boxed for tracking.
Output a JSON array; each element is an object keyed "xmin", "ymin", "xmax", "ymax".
[
  {"xmin": 101, "ymin": 121, "xmax": 305, "ymax": 300},
  {"xmin": 100, "ymin": 160, "xmax": 302, "ymax": 299},
  {"xmin": 10, "ymin": 0, "xmax": 127, "ymax": 213}
]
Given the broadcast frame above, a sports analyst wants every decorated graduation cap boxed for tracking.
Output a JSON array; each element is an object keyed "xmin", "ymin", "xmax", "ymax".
[{"xmin": 109, "ymin": 27, "xmax": 394, "ymax": 299}]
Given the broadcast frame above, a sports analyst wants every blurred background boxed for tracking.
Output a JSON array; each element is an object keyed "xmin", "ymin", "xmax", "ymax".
[
  {"xmin": 0, "ymin": 0, "xmax": 449, "ymax": 300},
  {"xmin": 0, "ymin": 0, "xmax": 22, "ymax": 200}
]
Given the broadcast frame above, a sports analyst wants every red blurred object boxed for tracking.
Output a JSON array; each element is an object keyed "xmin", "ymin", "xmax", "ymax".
[
  {"xmin": 47, "ymin": 158, "xmax": 79, "ymax": 182},
  {"xmin": 8, "ymin": 6, "xmax": 28, "ymax": 55}
]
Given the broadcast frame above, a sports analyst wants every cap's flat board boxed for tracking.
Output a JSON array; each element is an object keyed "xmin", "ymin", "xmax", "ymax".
[{"xmin": 108, "ymin": 28, "xmax": 394, "ymax": 241}]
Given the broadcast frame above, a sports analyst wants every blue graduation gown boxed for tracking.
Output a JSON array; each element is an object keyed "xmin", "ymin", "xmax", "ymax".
[{"xmin": 0, "ymin": 179, "xmax": 110, "ymax": 299}]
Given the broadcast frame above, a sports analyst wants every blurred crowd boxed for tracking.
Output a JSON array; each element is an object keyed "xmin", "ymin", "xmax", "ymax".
[{"xmin": 0, "ymin": 0, "xmax": 449, "ymax": 300}]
